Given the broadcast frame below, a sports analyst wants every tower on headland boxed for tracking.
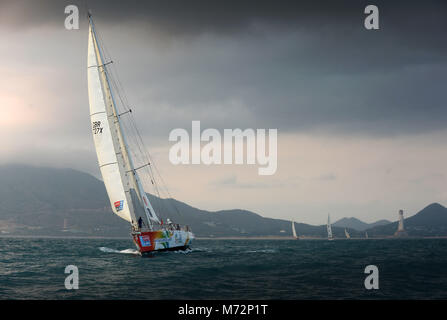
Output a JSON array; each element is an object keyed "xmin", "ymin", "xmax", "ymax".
[
  {"xmin": 63, "ymin": 218, "xmax": 68, "ymax": 232},
  {"xmin": 394, "ymin": 209, "xmax": 408, "ymax": 237}
]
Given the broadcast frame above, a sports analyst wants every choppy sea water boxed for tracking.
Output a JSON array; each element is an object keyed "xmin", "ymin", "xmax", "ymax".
[{"xmin": 0, "ymin": 237, "xmax": 446, "ymax": 299}]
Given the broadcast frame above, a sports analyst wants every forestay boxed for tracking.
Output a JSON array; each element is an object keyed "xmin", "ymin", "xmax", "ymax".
[{"xmin": 87, "ymin": 17, "xmax": 160, "ymax": 228}]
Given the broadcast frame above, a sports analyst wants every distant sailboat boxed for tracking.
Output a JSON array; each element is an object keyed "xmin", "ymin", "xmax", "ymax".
[
  {"xmin": 344, "ymin": 228, "xmax": 350, "ymax": 239},
  {"xmin": 292, "ymin": 220, "xmax": 299, "ymax": 240},
  {"xmin": 87, "ymin": 13, "xmax": 194, "ymax": 254},
  {"xmin": 327, "ymin": 214, "xmax": 334, "ymax": 241},
  {"xmin": 62, "ymin": 218, "xmax": 68, "ymax": 232},
  {"xmin": 365, "ymin": 231, "xmax": 369, "ymax": 239}
]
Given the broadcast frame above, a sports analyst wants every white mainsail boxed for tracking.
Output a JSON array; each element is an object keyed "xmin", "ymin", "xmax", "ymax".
[
  {"xmin": 344, "ymin": 228, "xmax": 350, "ymax": 239},
  {"xmin": 327, "ymin": 214, "xmax": 333, "ymax": 240},
  {"xmin": 365, "ymin": 231, "xmax": 369, "ymax": 239},
  {"xmin": 292, "ymin": 220, "xmax": 298, "ymax": 239},
  {"xmin": 87, "ymin": 16, "xmax": 160, "ymax": 229}
]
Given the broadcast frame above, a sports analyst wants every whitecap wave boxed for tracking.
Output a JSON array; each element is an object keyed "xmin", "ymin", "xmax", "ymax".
[
  {"xmin": 172, "ymin": 248, "xmax": 193, "ymax": 254},
  {"xmin": 99, "ymin": 247, "xmax": 140, "ymax": 255},
  {"xmin": 99, "ymin": 246, "xmax": 209, "ymax": 255},
  {"xmin": 189, "ymin": 247, "xmax": 212, "ymax": 252},
  {"xmin": 245, "ymin": 249, "xmax": 277, "ymax": 253},
  {"xmin": 165, "ymin": 247, "xmax": 211, "ymax": 254}
]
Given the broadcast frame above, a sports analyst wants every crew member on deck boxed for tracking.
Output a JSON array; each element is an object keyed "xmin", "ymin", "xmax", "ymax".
[
  {"xmin": 167, "ymin": 218, "xmax": 173, "ymax": 230},
  {"xmin": 138, "ymin": 217, "xmax": 144, "ymax": 230}
]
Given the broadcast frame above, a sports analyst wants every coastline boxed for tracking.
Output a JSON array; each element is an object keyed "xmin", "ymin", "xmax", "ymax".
[{"xmin": 1, "ymin": 234, "xmax": 447, "ymax": 240}]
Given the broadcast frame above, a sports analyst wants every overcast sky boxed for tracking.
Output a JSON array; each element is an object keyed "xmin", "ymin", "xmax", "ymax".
[{"xmin": 1, "ymin": 0, "xmax": 447, "ymax": 224}]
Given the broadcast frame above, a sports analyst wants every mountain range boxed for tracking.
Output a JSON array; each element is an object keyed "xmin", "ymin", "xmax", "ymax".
[
  {"xmin": 1, "ymin": 164, "xmax": 447, "ymax": 238},
  {"xmin": 333, "ymin": 217, "xmax": 391, "ymax": 231}
]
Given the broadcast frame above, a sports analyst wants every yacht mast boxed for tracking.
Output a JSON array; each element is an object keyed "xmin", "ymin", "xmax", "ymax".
[{"xmin": 88, "ymin": 14, "xmax": 159, "ymax": 228}]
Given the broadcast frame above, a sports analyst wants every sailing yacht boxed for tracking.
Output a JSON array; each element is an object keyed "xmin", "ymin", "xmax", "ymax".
[
  {"xmin": 365, "ymin": 231, "xmax": 369, "ymax": 239},
  {"xmin": 292, "ymin": 220, "xmax": 299, "ymax": 240},
  {"xmin": 344, "ymin": 228, "xmax": 350, "ymax": 239},
  {"xmin": 87, "ymin": 13, "xmax": 194, "ymax": 254},
  {"xmin": 327, "ymin": 214, "xmax": 334, "ymax": 241}
]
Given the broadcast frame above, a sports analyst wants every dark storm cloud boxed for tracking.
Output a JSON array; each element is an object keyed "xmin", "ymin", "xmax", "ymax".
[
  {"xmin": 3, "ymin": 0, "xmax": 360, "ymax": 32},
  {"xmin": 2, "ymin": 0, "xmax": 447, "ymax": 136},
  {"xmin": 3, "ymin": 1, "xmax": 446, "ymax": 41}
]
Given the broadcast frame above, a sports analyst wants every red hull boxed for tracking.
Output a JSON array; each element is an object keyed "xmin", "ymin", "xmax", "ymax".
[{"xmin": 132, "ymin": 229, "xmax": 193, "ymax": 254}]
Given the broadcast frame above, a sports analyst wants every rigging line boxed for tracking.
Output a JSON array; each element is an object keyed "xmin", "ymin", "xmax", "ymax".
[
  {"xmin": 99, "ymin": 47, "xmax": 147, "ymax": 161},
  {"xmin": 146, "ymin": 170, "xmax": 164, "ymax": 217},
  {"xmin": 95, "ymin": 28, "xmax": 181, "ymax": 219},
  {"xmin": 112, "ymin": 69, "xmax": 130, "ymax": 110},
  {"xmin": 88, "ymin": 61, "xmax": 113, "ymax": 69},
  {"xmin": 107, "ymin": 56, "xmax": 131, "ymax": 110},
  {"xmin": 133, "ymin": 137, "xmax": 167, "ymax": 218},
  {"xmin": 118, "ymin": 109, "xmax": 132, "ymax": 117},
  {"xmin": 119, "ymin": 109, "xmax": 156, "ymax": 188},
  {"xmin": 126, "ymin": 163, "xmax": 150, "ymax": 173},
  {"xmin": 133, "ymin": 136, "xmax": 168, "ymax": 215},
  {"xmin": 113, "ymin": 95, "xmax": 152, "ymax": 178},
  {"xmin": 96, "ymin": 31, "xmax": 148, "ymax": 219},
  {"xmin": 109, "ymin": 73, "xmax": 166, "ymax": 217},
  {"xmin": 132, "ymin": 138, "xmax": 181, "ymax": 218},
  {"xmin": 96, "ymin": 34, "xmax": 130, "ymax": 113},
  {"xmin": 118, "ymin": 109, "xmax": 149, "ymax": 173},
  {"xmin": 98, "ymin": 61, "xmax": 114, "ymax": 68},
  {"xmin": 133, "ymin": 136, "xmax": 174, "ymax": 201},
  {"xmin": 130, "ymin": 138, "xmax": 165, "ymax": 215},
  {"xmin": 150, "ymin": 159, "xmax": 182, "ymax": 217},
  {"xmin": 92, "ymin": 21, "xmax": 161, "ymax": 225},
  {"xmin": 127, "ymin": 116, "xmax": 182, "ymax": 217}
]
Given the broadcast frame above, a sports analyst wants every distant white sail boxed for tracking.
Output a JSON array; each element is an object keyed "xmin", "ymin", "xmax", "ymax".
[
  {"xmin": 345, "ymin": 228, "xmax": 350, "ymax": 239},
  {"xmin": 87, "ymin": 18, "xmax": 160, "ymax": 228},
  {"xmin": 327, "ymin": 214, "xmax": 333, "ymax": 240},
  {"xmin": 292, "ymin": 220, "xmax": 298, "ymax": 239},
  {"xmin": 365, "ymin": 231, "xmax": 369, "ymax": 239}
]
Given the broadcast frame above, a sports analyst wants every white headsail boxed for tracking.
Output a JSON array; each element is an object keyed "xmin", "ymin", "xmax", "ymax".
[
  {"xmin": 87, "ymin": 16, "xmax": 160, "ymax": 228},
  {"xmin": 327, "ymin": 214, "xmax": 333, "ymax": 240},
  {"xmin": 345, "ymin": 228, "xmax": 350, "ymax": 239},
  {"xmin": 292, "ymin": 220, "xmax": 298, "ymax": 239}
]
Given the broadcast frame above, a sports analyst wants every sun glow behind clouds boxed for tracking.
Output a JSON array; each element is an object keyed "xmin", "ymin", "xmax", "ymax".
[
  {"xmin": 0, "ymin": 68, "xmax": 47, "ymax": 136},
  {"xmin": 1, "ymin": 94, "xmax": 35, "ymax": 128}
]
